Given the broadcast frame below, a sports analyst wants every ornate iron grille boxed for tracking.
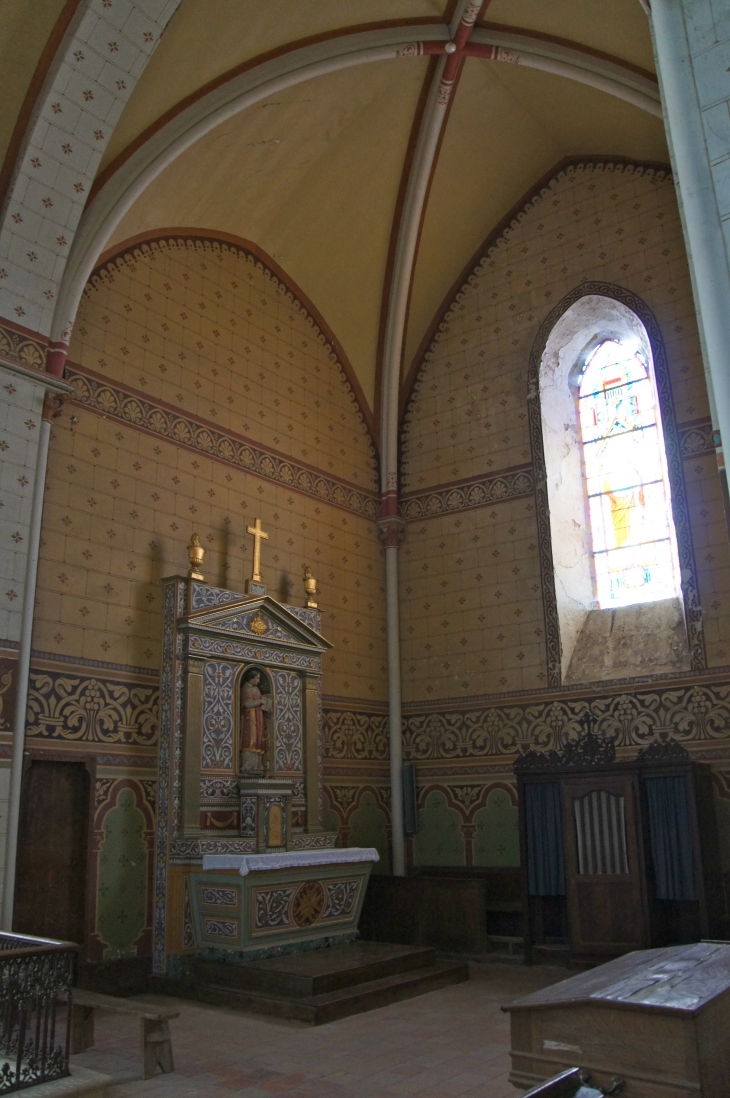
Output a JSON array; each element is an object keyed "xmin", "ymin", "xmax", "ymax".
[{"xmin": 0, "ymin": 933, "xmax": 76, "ymax": 1093}]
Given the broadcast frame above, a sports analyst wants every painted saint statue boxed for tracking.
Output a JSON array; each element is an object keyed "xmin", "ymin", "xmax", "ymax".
[{"xmin": 240, "ymin": 667, "xmax": 272, "ymax": 773}]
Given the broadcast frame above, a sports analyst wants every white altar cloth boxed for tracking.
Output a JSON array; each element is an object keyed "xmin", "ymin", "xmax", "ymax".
[{"xmin": 202, "ymin": 847, "xmax": 379, "ymax": 877}]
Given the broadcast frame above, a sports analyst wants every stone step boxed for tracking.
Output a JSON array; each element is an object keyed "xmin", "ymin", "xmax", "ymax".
[
  {"xmin": 30, "ymin": 1066, "xmax": 112, "ymax": 1098},
  {"xmin": 176, "ymin": 959, "xmax": 469, "ymax": 1025},
  {"xmin": 190, "ymin": 941, "xmax": 436, "ymax": 997}
]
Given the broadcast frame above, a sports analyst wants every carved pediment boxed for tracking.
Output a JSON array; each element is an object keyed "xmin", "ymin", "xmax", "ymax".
[{"xmin": 185, "ymin": 590, "xmax": 331, "ymax": 651}]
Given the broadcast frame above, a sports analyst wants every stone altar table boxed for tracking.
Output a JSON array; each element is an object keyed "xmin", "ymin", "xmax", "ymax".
[
  {"xmin": 189, "ymin": 849, "xmax": 379, "ymax": 957},
  {"xmin": 505, "ymin": 941, "xmax": 730, "ymax": 1097}
]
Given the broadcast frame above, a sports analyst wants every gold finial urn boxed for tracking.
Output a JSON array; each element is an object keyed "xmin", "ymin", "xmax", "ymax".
[
  {"xmin": 303, "ymin": 565, "xmax": 318, "ymax": 609},
  {"xmin": 187, "ymin": 533, "xmax": 205, "ymax": 580}
]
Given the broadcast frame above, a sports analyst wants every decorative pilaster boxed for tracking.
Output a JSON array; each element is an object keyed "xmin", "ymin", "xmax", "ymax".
[
  {"xmin": 183, "ymin": 658, "xmax": 204, "ymax": 835},
  {"xmin": 303, "ymin": 673, "xmax": 323, "ymax": 832}
]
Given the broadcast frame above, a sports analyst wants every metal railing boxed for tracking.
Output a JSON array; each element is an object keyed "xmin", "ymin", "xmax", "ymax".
[{"xmin": 0, "ymin": 933, "xmax": 77, "ymax": 1093}]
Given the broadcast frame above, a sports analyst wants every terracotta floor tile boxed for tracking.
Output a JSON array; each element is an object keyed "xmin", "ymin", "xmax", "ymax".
[{"xmin": 75, "ymin": 962, "xmax": 567, "ymax": 1098}]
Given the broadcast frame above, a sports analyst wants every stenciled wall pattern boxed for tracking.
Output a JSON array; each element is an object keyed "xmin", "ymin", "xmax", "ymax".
[
  {"xmin": 17, "ymin": 165, "xmax": 730, "ymax": 919},
  {"xmin": 400, "ymin": 161, "xmax": 730, "ymax": 702},
  {"xmin": 389, "ymin": 160, "xmax": 730, "ymax": 873},
  {"xmin": 36, "ymin": 235, "xmax": 386, "ymax": 699},
  {"xmin": 322, "ymin": 669, "xmax": 730, "ymax": 875},
  {"xmin": 25, "ymin": 233, "xmax": 388, "ymax": 961}
]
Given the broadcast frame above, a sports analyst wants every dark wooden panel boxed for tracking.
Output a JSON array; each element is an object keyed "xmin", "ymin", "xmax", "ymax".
[
  {"xmin": 562, "ymin": 770, "xmax": 648, "ymax": 958},
  {"xmin": 575, "ymin": 879, "xmax": 639, "ymax": 944},
  {"xmin": 506, "ymin": 943, "xmax": 730, "ymax": 1097},
  {"xmin": 14, "ymin": 760, "xmax": 90, "ymax": 944},
  {"xmin": 359, "ymin": 870, "xmax": 523, "ymax": 953}
]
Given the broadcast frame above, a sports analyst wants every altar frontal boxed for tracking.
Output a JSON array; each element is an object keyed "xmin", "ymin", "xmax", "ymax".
[{"xmin": 154, "ymin": 522, "xmax": 377, "ymax": 974}]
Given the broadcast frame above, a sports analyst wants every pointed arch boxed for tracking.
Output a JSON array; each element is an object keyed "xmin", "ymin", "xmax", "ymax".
[
  {"xmin": 87, "ymin": 227, "xmax": 377, "ymax": 448},
  {"xmin": 527, "ymin": 281, "xmax": 705, "ymax": 684}
]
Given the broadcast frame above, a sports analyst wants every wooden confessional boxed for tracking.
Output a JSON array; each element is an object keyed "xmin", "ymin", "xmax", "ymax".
[{"xmin": 515, "ymin": 715, "xmax": 726, "ymax": 962}]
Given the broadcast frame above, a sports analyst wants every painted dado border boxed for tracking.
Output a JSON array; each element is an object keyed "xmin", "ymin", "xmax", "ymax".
[
  {"xmin": 527, "ymin": 281, "xmax": 706, "ymax": 685},
  {"xmin": 679, "ymin": 418, "xmax": 713, "ymax": 457},
  {"xmin": 322, "ymin": 673, "xmax": 730, "ymax": 764},
  {"xmin": 66, "ymin": 365, "xmax": 378, "ymax": 520},
  {"xmin": 25, "ymin": 666, "xmax": 158, "ymax": 747}
]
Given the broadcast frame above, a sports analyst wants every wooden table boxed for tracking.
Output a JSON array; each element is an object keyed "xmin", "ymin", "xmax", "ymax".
[{"xmin": 504, "ymin": 942, "xmax": 730, "ymax": 1097}]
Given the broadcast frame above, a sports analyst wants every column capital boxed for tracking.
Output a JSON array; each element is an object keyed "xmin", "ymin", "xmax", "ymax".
[{"xmin": 378, "ymin": 517, "xmax": 406, "ymax": 548}]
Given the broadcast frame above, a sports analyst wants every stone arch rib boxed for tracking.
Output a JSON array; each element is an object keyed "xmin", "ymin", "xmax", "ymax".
[{"xmin": 0, "ymin": 0, "xmax": 185, "ymax": 339}]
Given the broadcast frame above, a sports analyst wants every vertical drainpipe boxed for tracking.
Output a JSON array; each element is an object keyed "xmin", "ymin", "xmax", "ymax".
[
  {"xmin": 378, "ymin": 510, "xmax": 406, "ymax": 877},
  {"xmin": 1, "ymin": 345, "xmax": 70, "ymax": 932},
  {"xmin": 649, "ymin": 2, "xmax": 730, "ymax": 513}
]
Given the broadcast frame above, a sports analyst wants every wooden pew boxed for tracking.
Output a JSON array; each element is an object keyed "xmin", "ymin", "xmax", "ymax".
[{"xmin": 71, "ymin": 989, "xmax": 179, "ymax": 1079}]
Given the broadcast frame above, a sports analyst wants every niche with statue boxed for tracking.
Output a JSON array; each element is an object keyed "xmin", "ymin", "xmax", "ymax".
[
  {"xmin": 154, "ymin": 527, "xmax": 377, "ymax": 972},
  {"xmin": 162, "ymin": 522, "xmax": 330, "ymax": 848}
]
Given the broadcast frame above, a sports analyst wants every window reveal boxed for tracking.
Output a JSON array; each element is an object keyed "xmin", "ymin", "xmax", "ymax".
[{"xmin": 578, "ymin": 339, "xmax": 681, "ymax": 608}]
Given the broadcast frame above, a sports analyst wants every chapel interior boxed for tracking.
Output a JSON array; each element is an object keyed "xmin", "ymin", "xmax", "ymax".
[{"xmin": 2, "ymin": 2, "xmax": 730, "ymax": 1097}]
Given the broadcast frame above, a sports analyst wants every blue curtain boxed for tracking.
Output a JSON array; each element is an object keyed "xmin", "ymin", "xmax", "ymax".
[
  {"xmin": 645, "ymin": 775, "xmax": 697, "ymax": 901},
  {"xmin": 525, "ymin": 782, "xmax": 565, "ymax": 896}
]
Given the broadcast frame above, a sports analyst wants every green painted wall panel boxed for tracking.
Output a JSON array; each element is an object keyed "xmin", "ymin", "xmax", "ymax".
[
  {"xmin": 97, "ymin": 788, "xmax": 147, "ymax": 959},
  {"xmin": 413, "ymin": 791, "xmax": 465, "ymax": 866}
]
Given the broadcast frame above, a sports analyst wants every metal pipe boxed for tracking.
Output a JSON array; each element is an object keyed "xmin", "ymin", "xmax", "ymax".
[
  {"xmin": 2, "ymin": 416, "xmax": 51, "ymax": 930},
  {"xmin": 378, "ymin": 60, "xmax": 449, "ymax": 877},
  {"xmin": 385, "ymin": 542, "xmax": 405, "ymax": 876},
  {"xmin": 378, "ymin": 0, "xmax": 486, "ymax": 876}
]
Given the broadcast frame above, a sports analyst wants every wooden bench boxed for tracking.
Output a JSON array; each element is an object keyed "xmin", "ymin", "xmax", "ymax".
[{"xmin": 71, "ymin": 989, "xmax": 179, "ymax": 1080}]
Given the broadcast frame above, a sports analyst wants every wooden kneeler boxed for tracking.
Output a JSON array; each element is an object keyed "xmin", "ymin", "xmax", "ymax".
[{"xmin": 71, "ymin": 989, "xmax": 179, "ymax": 1079}]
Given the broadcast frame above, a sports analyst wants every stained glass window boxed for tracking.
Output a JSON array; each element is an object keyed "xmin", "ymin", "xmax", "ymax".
[{"xmin": 577, "ymin": 339, "xmax": 681, "ymax": 608}]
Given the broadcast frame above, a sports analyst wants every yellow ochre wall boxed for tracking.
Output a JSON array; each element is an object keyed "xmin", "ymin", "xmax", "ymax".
[
  {"xmin": 37, "ymin": 235, "xmax": 386, "ymax": 701},
  {"xmin": 400, "ymin": 161, "xmax": 729, "ymax": 702},
  {"xmin": 396, "ymin": 160, "xmax": 730, "ymax": 878},
  {"xmin": 25, "ymin": 235, "xmax": 388, "ymax": 961}
]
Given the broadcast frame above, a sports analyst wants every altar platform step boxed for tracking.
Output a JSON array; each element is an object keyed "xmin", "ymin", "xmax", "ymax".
[{"xmin": 156, "ymin": 942, "xmax": 469, "ymax": 1025}]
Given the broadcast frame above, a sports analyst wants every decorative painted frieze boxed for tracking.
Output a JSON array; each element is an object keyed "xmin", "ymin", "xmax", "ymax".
[
  {"xmin": 67, "ymin": 368, "xmax": 377, "ymax": 518},
  {"xmin": 26, "ymin": 668, "xmax": 158, "ymax": 744}
]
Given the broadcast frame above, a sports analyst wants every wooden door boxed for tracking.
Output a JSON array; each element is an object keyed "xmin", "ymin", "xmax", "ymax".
[
  {"xmin": 562, "ymin": 770, "xmax": 648, "ymax": 958},
  {"xmin": 14, "ymin": 760, "xmax": 90, "ymax": 945}
]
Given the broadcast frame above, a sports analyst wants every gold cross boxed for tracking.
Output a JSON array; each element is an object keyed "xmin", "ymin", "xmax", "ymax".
[{"xmin": 246, "ymin": 517, "xmax": 269, "ymax": 583}]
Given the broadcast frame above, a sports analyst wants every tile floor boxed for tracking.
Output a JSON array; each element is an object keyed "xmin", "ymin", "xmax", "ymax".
[{"xmin": 72, "ymin": 963, "xmax": 566, "ymax": 1098}]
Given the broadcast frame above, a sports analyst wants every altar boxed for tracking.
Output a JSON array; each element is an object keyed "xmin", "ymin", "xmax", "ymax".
[{"xmin": 152, "ymin": 525, "xmax": 378, "ymax": 975}]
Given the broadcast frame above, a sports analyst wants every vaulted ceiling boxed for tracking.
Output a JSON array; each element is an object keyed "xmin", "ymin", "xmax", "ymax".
[{"xmin": 1, "ymin": 0, "xmax": 666, "ymax": 413}]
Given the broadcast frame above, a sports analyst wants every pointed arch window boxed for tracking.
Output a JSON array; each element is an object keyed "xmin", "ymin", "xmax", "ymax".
[{"xmin": 577, "ymin": 338, "xmax": 681, "ymax": 608}]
